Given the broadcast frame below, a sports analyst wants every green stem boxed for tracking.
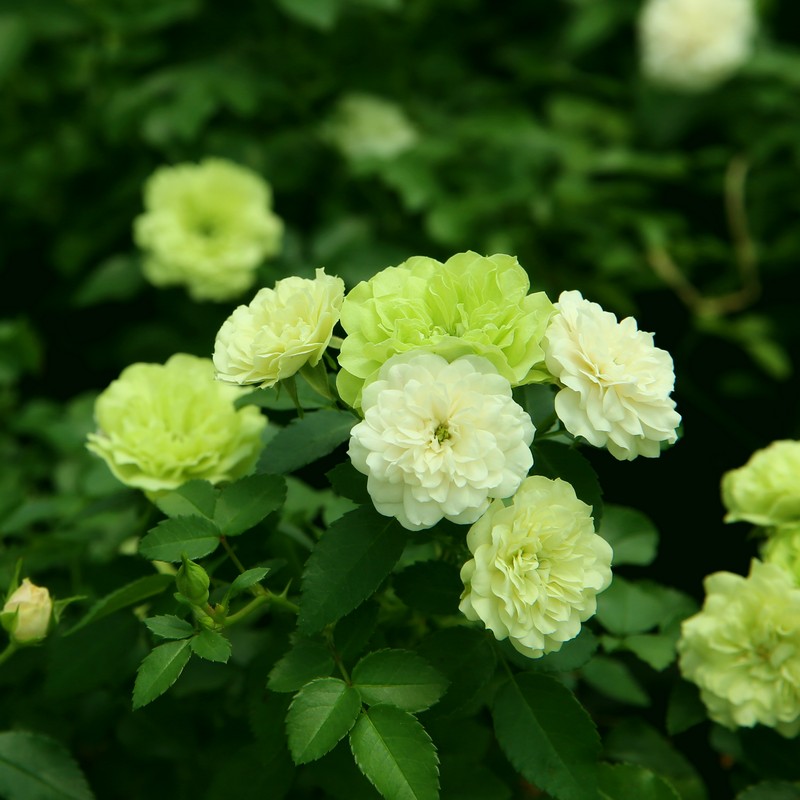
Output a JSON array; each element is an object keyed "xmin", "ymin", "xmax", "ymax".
[
  {"xmin": 224, "ymin": 594, "xmax": 271, "ymax": 627},
  {"xmin": 0, "ymin": 641, "xmax": 18, "ymax": 668},
  {"xmin": 221, "ymin": 537, "xmax": 248, "ymax": 576},
  {"xmin": 268, "ymin": 592, "xmax": 300, "ymax": 615}
]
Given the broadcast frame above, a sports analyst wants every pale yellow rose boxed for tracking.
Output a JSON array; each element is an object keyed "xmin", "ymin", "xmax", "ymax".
[{"xmin": 2, "ymin": 579, "xmax": 53, "ymax": 644}]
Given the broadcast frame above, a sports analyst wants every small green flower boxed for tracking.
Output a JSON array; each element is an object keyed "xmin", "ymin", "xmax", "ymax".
[
  {"xmin": 336, "ymin": 251, "xmax": 555, "ymax": 409},
  {"xmin": 134, "ymin": 158, "xmax": 283, "ymax": 302},
  {"xmin": 86, "ymin": 353, "xmax": 266, "ymax": 496},
  {"xmin": 722, "ymin": 440, "xmax": 800, "ymax": 527}
]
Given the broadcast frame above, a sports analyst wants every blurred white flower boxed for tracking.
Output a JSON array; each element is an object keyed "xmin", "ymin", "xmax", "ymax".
[
  {"xmin": 348, "ymin": 352, "xmax": 535, "ymax": 531},
  {"xmin": 213, "ymin": 268, "xmax": 345, "ymax": 389},
  {"xmin": 459, "ymin": 476, "xmax": 613, "ymax": 659},
  {"xmin": 134, "ymin": 158, "xmax": 283, "ymax": 302},
  {"xmin": 678, "ymin": 560, "xmax": 800, "ymax": 737},
  {"xmin": 639, "ymin": 0, "xmax": 756, "ymax": 92},
  {"xmin": 2, "ymin": 579, "xmax": 53, "ymax": 645},
  {"xmin": 323, "ymin": 93, "xmax": 418, "ymax": 161},
  {"xmin": 543, "ymin": 290, "xmax": 680, "ymax": 460}
]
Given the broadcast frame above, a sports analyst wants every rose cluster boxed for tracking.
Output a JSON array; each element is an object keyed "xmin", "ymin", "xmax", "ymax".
[
  {"xmin": 88, "ymin": 245, "xmax": 684, "ymax": 661},
  {"xmin": 677, "ymin": 439, "xmax": 800, "ymax": 737}
]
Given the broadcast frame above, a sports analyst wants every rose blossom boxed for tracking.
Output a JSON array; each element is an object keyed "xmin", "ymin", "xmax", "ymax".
[
  {"xmin": 543, "ymin": 290, "xmax": 681, "ymax": 460},
  {"xmin": 348, "ymin": 352, "xmax": 535, "ymax": 531},
  {"xmin": 213, "ymin": 268, "xmax": 345, "ymax": 389}
]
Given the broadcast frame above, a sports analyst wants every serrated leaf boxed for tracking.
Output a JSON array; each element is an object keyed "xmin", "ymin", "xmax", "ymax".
[
  {"xmin": 492, "ymin": 672, "xmax": 601, "ymax": 800},
  {"xmin": 190, "ymin": 629, "xmax": 232, "ymax": 663},
  {"xmin": 269, "ymin": 638, "xmax": 335, "ymax": 693},
  {"xmin": 393, "ymin": 561, "xmax": 462, "ymax": 616},
  {"xmin": 528, "ymin": 628, "xmax": 599, "ymax": 673},
  {"xmin": 532, "ymin": 440, "xmax": 603, "ymax": 529},
  {"xmin": 0, "ymin": 731, "xmax": 95, "ymax": 800},
  {"xmin": 335, "ymin": 601, "xmax": 379, "ymax": 663},
  {"xmin": 214, "ymin": 473, "xmax": 286, "ymax": 536},
  {"xmin": 352, "ymin": 649, "xmax": 449, "ymax": 712},
  {"xmin": 144, "ymin": 614, "xmax": 194, "ymax": 640},
  {"xmin": 298, "ymin": 507, "xmax": 406, "ymax": 634},
  {"xmin": 598, "ymin": 505, "xmax": 659, "ymax": 566},
  {"xmin": 229, "ymin": 567, "xmax": 271, "ymax": 598},
  {"xmin": 598, "ymin": 763, "xmax": 681, "ymax": 800},
  {"xmin": 132, "ymin": 639, "xmax": 192, "ymax": 709},
  {"xmin": 258, "ymin": 409, "xmax": 355, "ymax": 474},
  {"xmin": 138, "ymin": 516, "xmax": 221, "ymax": 562},
  {"xmin": 65, "ymin": 574, "xmax": 173, "ymax": 635},
  {"xmin": 582, "ymin": 656, "xmax": 650, "ymax": 707},
  {"xmin": 350, "ymin": 705, "xmax": 440, "ymax": 800},
  {"xmin": 151, "ymin": 479, "xmax": 217, "ymax": 520},
  {"xmin": 287, "ymin": 677, "xmax": 362, "ymax": 764},
  {"xmin": 327, "ymin": 461, "xmax": 371, "ymax": 505},
  {"xmin": 621, "ymin": 633, "xmax": 676, "ymax": 671}
]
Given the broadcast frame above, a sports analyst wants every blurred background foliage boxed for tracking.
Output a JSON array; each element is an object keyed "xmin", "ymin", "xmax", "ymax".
[{"xmin": 2, "ymin": 0, "xmax": 800, "ymax": 796}]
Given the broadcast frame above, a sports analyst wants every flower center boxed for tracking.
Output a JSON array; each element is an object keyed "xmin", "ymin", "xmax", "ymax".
[{"xmin": 434, "ymin": 423, "xmax": 451, "ymax": 443}]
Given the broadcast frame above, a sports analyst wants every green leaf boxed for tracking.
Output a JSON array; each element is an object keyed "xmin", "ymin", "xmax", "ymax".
[
  {"xmin": 620, "ymin": 633, "xmax": 677, "ymax": 671},
  {"xmin": 132, "ymin": 638, "xmax": 192, "ymax": 709},
  {"xmin": 418, "ymin": 627, "xmax": 497, "ymax": 719},
  {"xmin": 335, "ymin": 601, "xmax": 379, "ymax": 663},
  {"xmin": 258, "ymin": 409, "xmax": 355, "ymax": 474},
  {"xmin": 213, "ymin": 473, "xmax": 286, "ymax": 536},
  {"xmin": 228, "ymin": 567, "xmax": 271, "ymax": 598},
  {"xmin": 598, "ymin": 763, "xmax": 681, "ymax": 800},
  {"xmin": 0, "ymin": 731, "xmax": 95, "ymax": 800},
  {"xmin": 138, "ymin": 516, "xmax": 221, "ymax": 562},
  {"xmin": 190, "ymin": 629, "xmax": 232, "ymax": 663},
  {"xmin": 152, "ymin": 479, "xmax": 218, "ymax": 520},
  {"xmin": 666, "ymin": 680, "xmax": 707, "ymax": 736},
  {"xmin": 352, "ymin": 649, "xmax": 449, "ymax": 712},
  {"xmin": 581, "ymin": 656, "xmax": 650, "ymax": 707},
  {"xmin": 393, "ymin": 561, "xmax": 462, "ymax": 616},
  {"xmin": 274, "ymin": 0, "xmax": 342, "ymax": 29},
  {"xmin": 298, "ymin": 507, "xmax": 406, "ymax": 634},
  {"xmin": 532, "ymin": 440, "xmax": 603, "ymax": 529},
  {"xmin": 65, "ymin": 574, "xmax": 173, "ymax": 635},
  {"xmin": 287, "ymin": 677, "xmax": 362, "ymax": 764},
  {"xmin": 327, "ymin": 461, "xmax": 371, "ymax": 505},
  {"xmin": 598, "ymin": 505, "xmax": 659, "ymax": 566},
  {"xmin": 595, "ymin": 577, "xmax": 668, "ymax": 636},
  {"xmin": 737, "ymin": 782, "xmax": 800, "ymax": 800},
  {"xmin": 144, "ymin": 614, "xmax": 194, "ymax": 640},
  {"xmin": 492, "ymin": 672, "xmax": 601, "ymax": 800},
  {"xmin": 269, "ymin": 638, "xmax": 335, "ymax": 693},
  {"xmin": 350, "ymin": 705, "xmax": 440, "ymax": 800},
  {"xmin": 527, "ymin": 628, "xmax": 599, "ymax": 673}
]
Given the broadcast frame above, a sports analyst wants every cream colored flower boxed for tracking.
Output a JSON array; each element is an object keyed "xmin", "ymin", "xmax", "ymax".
[
  {"xmin": 543, "ymin": 290, "xmax": 680, "ymax": 460},
  {"xmin": 213, "ymin": 268, "xmax": 345, "ymax": 389},
  {"xmin": 678, "ymin": 560, "xmax": 800, "ymax": 737},
  {"xmin": 134, "ymin": 158, "xmax": 283, "ymax": 302},
  {"xmin": 722, "ymin": 440, "xmax": 800, "ymax": 527},
  {"xmin": 323, "ymin": 93, "xmax": 418, "ymax": 161},
  {"xmin": 348, "ymin": 352, "xmax": 535, "ymax": 531},
  {"xmin": 639, "ymin": 0, "xmax": 756, "ymax": 92},
  {"xmin": 87, "ymin": 354, "xmax": 266, "ymax": 495},
  {"xmin": 337, "ymin": 251, "xmax": 554, "ymax": 409},
  {"xmin": 2, "ymin": 579, "xmax": 53, "ymax": 644},
  {"xmin": 459, "ymin": 476, "xmax": 612, "ymax": 659}
]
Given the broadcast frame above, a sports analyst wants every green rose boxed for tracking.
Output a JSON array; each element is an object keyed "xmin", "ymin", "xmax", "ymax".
[
  {"xmin": 87, "ymin": 353, "xmax": 266, "ymax": 496},
  {"xmin": 336, "ymin": 251, "xmax": 555, "ymax": 409},
  {"xmin": 721, "ymin": 440, "xmax": 800, "ymax": 527}
]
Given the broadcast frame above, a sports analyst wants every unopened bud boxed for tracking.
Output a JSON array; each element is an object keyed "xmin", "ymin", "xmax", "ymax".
[
  {"xmin": 176, "ymin": 555, "xmax": 210, "ymax": 606},
  {"xmin": 1, "ymin": 578, "xmax": 53, "ymax": 645}
]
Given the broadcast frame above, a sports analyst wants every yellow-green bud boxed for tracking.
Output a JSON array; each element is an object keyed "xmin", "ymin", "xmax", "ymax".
[
  {"xmin": 176, "ymin": 555, "xmax": 210, "ymax": 606},
  {"xmin": 2, "ymin": 578, "xmax": 53, "ymax": 645}
]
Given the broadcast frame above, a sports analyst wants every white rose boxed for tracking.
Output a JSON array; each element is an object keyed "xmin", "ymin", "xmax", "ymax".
[
  {"xmin": 348, "ymin": 352, "xmax": 535, "ymax": 531},
  {"xmin": 2, "ymin": 579, "xmax": 53, "ymax": 644},
  {"xmin": 213, "ymin": 268, "xmax": 345, "ymax": 389},
  {"xmin": 543, "ymin": 290, "xmax": 681, "ymax": 461},
  {"xmin": 639, "ymin": 0, "xmax": 756, "ymax": 92},
  {"xmin": 459, "ymin": 476, "xmax": 613, "ymax": 659}
]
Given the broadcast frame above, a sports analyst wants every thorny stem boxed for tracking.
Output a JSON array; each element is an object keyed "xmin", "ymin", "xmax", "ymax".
[{"xmin": 646, "ymin": 155, "xmax": 761, "ymax": 317}]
